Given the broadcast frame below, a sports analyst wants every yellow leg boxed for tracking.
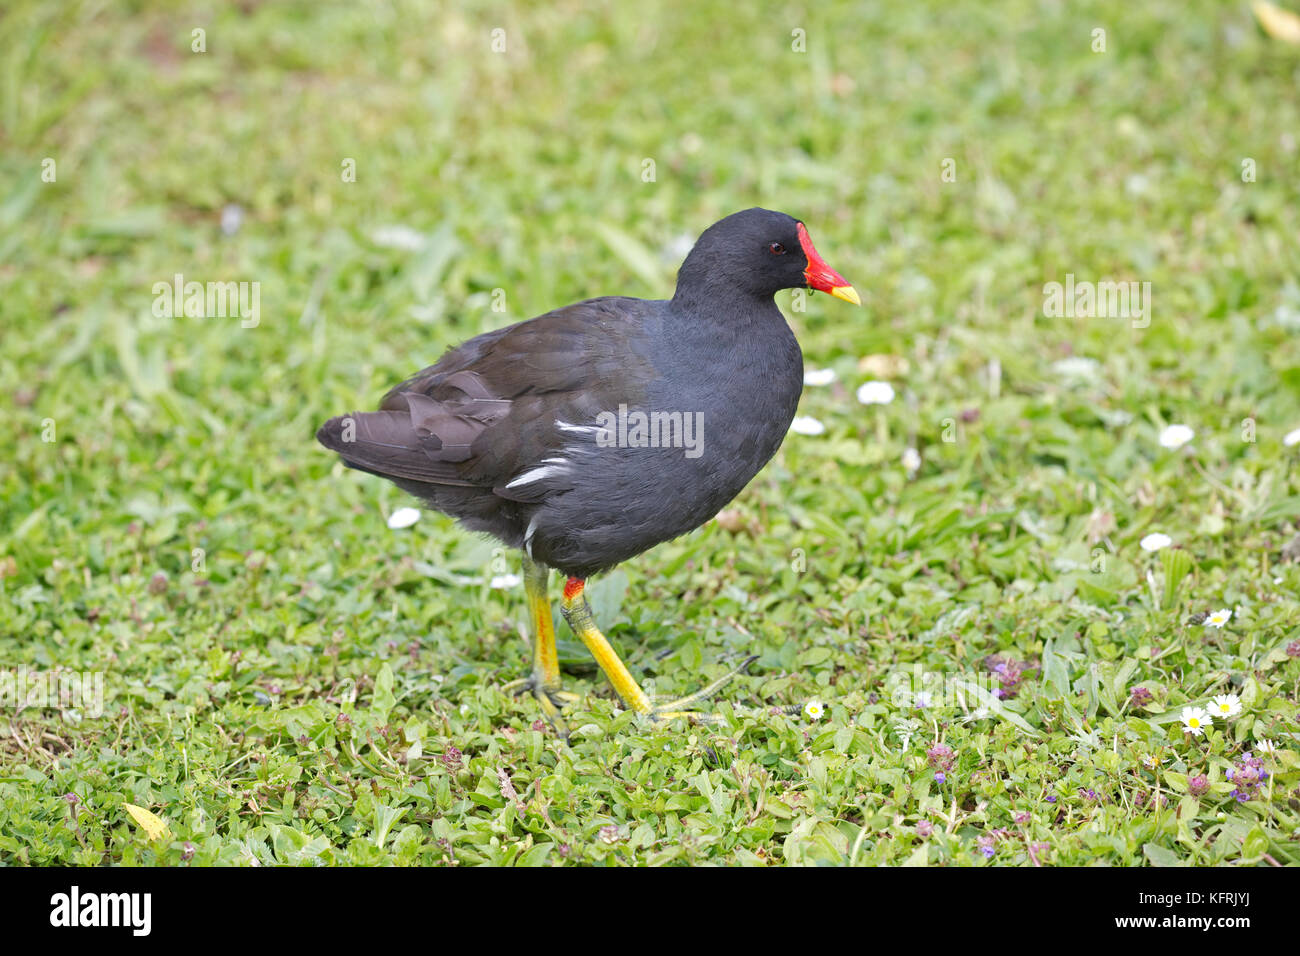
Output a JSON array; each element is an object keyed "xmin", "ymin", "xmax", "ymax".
[
  {"xmin": 559, "ymin": 577, "xmax": 755, "ymax": 724},
  {"xmin": 502, "ymin": 556, "xmax": 577, "ymax": 735}
]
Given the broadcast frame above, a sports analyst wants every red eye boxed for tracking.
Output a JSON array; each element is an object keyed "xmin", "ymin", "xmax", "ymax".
[{"xmin": 769, "ymin": 242, "xmax": 786, "ymax": 255}]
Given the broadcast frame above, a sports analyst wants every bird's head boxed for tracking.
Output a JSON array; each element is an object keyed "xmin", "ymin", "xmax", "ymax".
[{"xmin": 675, "ymin": 207, "xmax": 859, "ymax": 305}]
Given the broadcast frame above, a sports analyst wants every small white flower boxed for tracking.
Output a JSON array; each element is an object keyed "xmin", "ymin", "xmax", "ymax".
[
  {"xmin": 803, "ymin": 368, "xmax": 837, "ymax": 387},
  {"xmin": 856, "ymin": 380, "xmax": 896, "ymax": 405},
  {"xmin": 1284, "ymin": 428, "xmax": 1300, "ymax": 447},
  {"xmin": 789, "ymin": 416, "xmax": 826, "ymax": 436},
  {"xmin": 662, "ymin": 234, "xmax": 695, "ymax": 262},
  {"xmin": 902, "ymin": 447, "xmax": 922, "ymax": 474},
  {"xmin": 1050, "ymin": 356, "xmax": 1101, "ymax": 383},
  {"xmin": 1181, "ymin": 706, "xmax": 1211, "ymax": 737},
  {"xmin": 387, "ymin": 507, "xmax": 421, "ymax": 529},
  {"xmin": 1158, "ymin": 424, "xmax": 1195, "ymax": 449},
  {"xmin": 489, "ymin": 573, "xmax": 521, "ymax": 589},
  {"xmin": 220, "ymin": 203, "xmax": 244, "ymax": 236},
  {"xmin": 804, "ymin": 700, "xmax": 825, "ymax": 720},
  {"xmin": 1140, "ymin": 532, "xmax": 1172, "ymax": 552},
  {"xmin": 1254, "ymin": 739, "xmax": 1278, "ymax": 755},
  {"xmin": 1204, "ymin": 608, "xmax": 1232, "ymax": 629},
  {"xmin": 370, "ymin": 225, "xmax": 427, "ymax": 251},
  {"xmin": 1209, "ymin": 693, "xmax": 1242, "ymax": 719}
]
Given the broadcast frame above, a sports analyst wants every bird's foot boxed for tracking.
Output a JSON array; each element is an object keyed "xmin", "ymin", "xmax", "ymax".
[
  {"xmin": 640, "ymin": 654, "xmax": 759, "ymax": 725},
  {"xmin": 501, "ymin": 674, "xmax": 579, "ymax": 738}
]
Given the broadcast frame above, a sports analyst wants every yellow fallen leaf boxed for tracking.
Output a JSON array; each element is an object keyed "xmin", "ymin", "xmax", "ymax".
[
  {"xmin": 123, "ymin": 803, "xmax": 170, "ymax": 841},
  {"xmin": 1254, "ymin": 1, "xmax": 1300, "ymax": 43}
]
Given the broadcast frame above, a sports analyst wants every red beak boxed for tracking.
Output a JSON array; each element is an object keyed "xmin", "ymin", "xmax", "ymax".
[{"xmin": 797, "ymin": 222, "xmax": 860, "ymax": 305}]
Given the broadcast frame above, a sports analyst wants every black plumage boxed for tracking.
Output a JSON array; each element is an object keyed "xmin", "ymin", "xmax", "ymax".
[{"xmin": 317, "ymin": 208, "xmax": 850, "ymax": 578}]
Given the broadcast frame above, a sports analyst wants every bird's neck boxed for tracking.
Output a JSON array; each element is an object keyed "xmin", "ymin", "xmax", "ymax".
[{"xmin": 671, "ymin": 279, "xmax": 786, "ymax": 335}]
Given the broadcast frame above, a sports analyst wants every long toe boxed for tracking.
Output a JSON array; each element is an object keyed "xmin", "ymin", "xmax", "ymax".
[
  {"xmin": 643, "ymin": 654, "xmax": 759, "ymax": 723},
  {"xmin": 501, "ymin": 674, "xmax": 577, "ymax": 740}
]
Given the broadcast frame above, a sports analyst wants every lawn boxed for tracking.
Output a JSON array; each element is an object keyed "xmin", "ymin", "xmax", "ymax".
[{"xmin": 1, "ymin": 0, "xmax": 1298, "ymax": 866}]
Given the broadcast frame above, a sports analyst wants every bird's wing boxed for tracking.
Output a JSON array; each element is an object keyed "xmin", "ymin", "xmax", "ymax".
[{"xmin": 317, "ymin": 297, "xmax": 656, "ymax": 497}]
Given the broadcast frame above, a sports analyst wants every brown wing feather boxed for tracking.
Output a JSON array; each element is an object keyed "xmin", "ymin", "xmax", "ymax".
[{"xmin": 319, "ymin": 297, "xmax": 655, "ymax": 491}]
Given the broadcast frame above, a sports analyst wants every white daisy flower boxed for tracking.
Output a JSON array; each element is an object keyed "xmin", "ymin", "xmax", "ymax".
[
  {"xmin": 1254, "ymin": 739, "xmax": 1277, "ymax": 755},
  {"xmin": 902, "ymin": 447, "xmax": 922, "ymax": 474},
  {"xmin": 370, "ymin": 225, "xmax": 427, "ymax": 251},
  {"xmin": 387, "ymin": 507, "xmax": 421, "ymax": 529},
  {"xmin": 803, "ymin": 700, "xmax": 825, "ymax": 720},
  {"xmin": 1180, "ymin": 706, "xmax": 1212, "ymax": 737},
  {"xmin": 1050, "ymin": 356, "xmax": 1101, "ymax": 383},
  {"xmin": 1158, "ymin": 424, "xmax": 1195, "ymax": 449},
  {"xmin": 1139, "ymin": 532, "xmax": 1172, "ymax": 552},
  {"xmin": 653, "ymin": 235, "xmax": 695, "ymax": 265},
  {"xmin": 1204, "ymin": 608, "xmax": 1232, "ymax": 629},
  {"xmin": 856, "ymin": 380, "xmax": 895, "ymax": 405},
  {"xmin": 803, "ymin": 368, "xmax": 837, "ymax": 387},
  {"xmin": 489, "ymin": 573, "xmax": 521, "ymax": 589},
  {"xmin": 1284, "ymin": 428, "xmax": 1300, "ymax": 447},
  {"xmin": 1209, "ymin": 693, "xmax": 1242, "ymax": 719},
  {"xmin": 789, "ymin": 416, "xmax": 826, "ymax": 436}
]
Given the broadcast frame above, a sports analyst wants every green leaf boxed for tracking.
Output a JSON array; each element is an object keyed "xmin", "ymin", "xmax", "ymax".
[
  {"xmin": 1142, "ymin": 843, "xmax": 1184, "ymax": 867},
  {"xmin": 372, "ymin": 663, "xmax": 396, "ymax": 726},
  {"xmin": 594, "ymin": 224, "xmax": 667, "ymax": 291},
  {"xmin": 517, "ymin": 843, "xmax": 554, "ymax": 867},
  {"xmin": 372, "ymin": 803, "xmax": 406, "ymax": 848},
  {"xmin": 1240, "ymin": 826, "xmax": 1269, "ymax": 863},
  {"xmin": 1159, "ymin": 549, "xmax": 1194, "ymax": 608}
]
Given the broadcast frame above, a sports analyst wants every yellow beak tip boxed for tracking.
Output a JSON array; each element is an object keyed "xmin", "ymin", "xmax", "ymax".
[{"xmin": 830, "ymin": 285, "xmax": 861, "ymax": 306}]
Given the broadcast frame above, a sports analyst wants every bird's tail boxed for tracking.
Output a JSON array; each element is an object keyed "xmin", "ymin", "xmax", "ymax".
[{"xmin": 316, "ymin": 411, "xmax": 474, "ymax": 486}]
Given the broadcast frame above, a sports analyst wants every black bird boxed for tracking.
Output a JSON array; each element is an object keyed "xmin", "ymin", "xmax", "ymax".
[{"xmin": 317, "ymin": 208, "xmax": 858, "ymax": 734}]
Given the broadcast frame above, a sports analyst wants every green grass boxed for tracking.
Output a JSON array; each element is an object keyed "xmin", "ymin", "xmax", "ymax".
[{"xmin": 2, "ymin": 0, "xmax": 1299, "ymax": 866}]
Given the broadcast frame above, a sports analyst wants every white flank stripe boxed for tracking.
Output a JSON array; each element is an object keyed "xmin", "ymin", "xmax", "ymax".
[
  {"xmin": 524, "ymin": 514, "xmax": 540, "ymax": 557},
  {"xmin": 506, "ymin": 463, "xmax": 566, "ymax": 489},
  {"xmin": 556, "ymin": 420, "xmax": 601, "ymax": 436}
]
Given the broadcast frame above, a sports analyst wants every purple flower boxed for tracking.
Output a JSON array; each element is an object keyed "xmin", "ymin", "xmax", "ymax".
[
  {"xmin": 983, "ymin": 655, "xmax": 1037, "ymax": 699},
  {"xmin": 441, "ymin": 745, "xmax": 464, "ymax": 774},
  {"xmin": 1129, "ymin": 686, "xmax": 1154, "ymax": 707},
  {"xmin": 926, "ymin": 743, "xmax": 955, "ymax": 772},
  {"xmin": 1014, "ymin": 811, "xmax": 1031, "ymax": 825},
  {"xmin": 1188, "ymin": 775, "xmax": 1209, "ymax": 796},
  {"xmin": 916, "ymin": 820, "xmax": 934, "ymax": 837},
  {"xmin": 934, "ymin": 772, "xmax": 946, "ymax": 784},
  {"xmin": 1225, "ymin": 754, "xmax": 1268, "ymax": 803},
  {"xmin": 1045, "ymin": 795, "xmax": 1057, "ymax": 803}
]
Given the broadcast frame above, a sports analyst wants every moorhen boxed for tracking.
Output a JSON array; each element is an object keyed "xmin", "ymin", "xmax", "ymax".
[{"xmin": 318, "ymin": 208, "xmax": 858, "ymax": 735}]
